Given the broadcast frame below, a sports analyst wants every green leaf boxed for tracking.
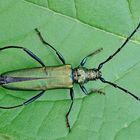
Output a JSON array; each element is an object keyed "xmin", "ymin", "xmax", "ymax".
[{"xmin": 0, "ymin": 0, "xmax": 140, "ymax": 140}]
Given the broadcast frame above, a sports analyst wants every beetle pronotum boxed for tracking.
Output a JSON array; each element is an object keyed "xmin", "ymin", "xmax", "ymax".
[{"xmin": 0, "ymin": 22, "xmax": 140, "ymax": 132}]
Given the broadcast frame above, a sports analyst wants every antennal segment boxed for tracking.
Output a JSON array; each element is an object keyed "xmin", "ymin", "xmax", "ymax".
[
  {"xmin": 98, "ymin": 22, "xmax": 140, "ymax": 70},
  {"xmin": 99, "ymin": 77, "xmax": 140, "ymax": 100}
]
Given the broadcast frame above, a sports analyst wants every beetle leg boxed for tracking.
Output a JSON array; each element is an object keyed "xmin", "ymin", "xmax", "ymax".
[
  {"xmin": 0, "ymin": 46, "xmax": 45, "ymax": 67},
  {"xmin": 35, "ymin": 28, "xmax": 66, "ymax": 64},
  {"xmin": 88, "ymin": 89, "xmax": 106, "ymax": 95},
  {"xmin": 23, "ymin": 90, "xmax": 45, "ymax": 105},
  {"xmin": 79, "ymin": 84, "xmax": 88, "ymax": 95},
  {"xmin": 66, "ymin": 88, "xmax": 74, "ymax": 132},
  {"xmin": 80, "ymin": 48, "xmax": 103, "ymax": 66},
  {"xmin": 80, "ymin": 84, "xmax": 105, "ymax": 95},
  {"xmin": 0, "ymin": 90, "xmax": 45, "ymax": 109}
]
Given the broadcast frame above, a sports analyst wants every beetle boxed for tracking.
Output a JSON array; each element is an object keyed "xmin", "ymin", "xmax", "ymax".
[{"xmin": 0, "ymin": 22, "xmax": 140, "ymax": 132}]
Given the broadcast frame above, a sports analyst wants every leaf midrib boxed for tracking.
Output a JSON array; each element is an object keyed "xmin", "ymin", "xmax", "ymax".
[{"xmin": 24, "ymin": 0, "xmax": 140, "ymax": 45}]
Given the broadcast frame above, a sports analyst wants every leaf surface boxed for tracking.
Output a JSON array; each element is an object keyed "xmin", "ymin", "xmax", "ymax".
[{"xmin": 0, "ymin": 0, "xmax": 140, "ymax": 140}]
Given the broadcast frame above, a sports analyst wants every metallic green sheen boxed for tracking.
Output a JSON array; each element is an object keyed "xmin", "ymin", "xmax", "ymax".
[{"xmin": 2, "ymin": 65, "xmax": 73, "ymax": 90}]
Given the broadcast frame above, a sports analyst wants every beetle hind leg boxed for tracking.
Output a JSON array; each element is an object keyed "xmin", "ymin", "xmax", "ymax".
[
  {"xmin": 0, "ymin": 90, "xmax": 45, "ymax": 109},
  {"xmin": 0, "ymin": 46, "xmax": 45, "ymax": 67}
]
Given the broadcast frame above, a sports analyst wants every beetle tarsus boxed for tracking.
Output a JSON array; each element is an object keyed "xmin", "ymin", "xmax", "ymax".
[
  {"xmin": 89, "ymin": 89, "xmax": 106, "ymax": 95},
  {"xmin": 65, "ymin": 88, "xmax": 74, "ymax": 132},
  {"xmin": 80, "ymin": 48, "xmax": 103, "ymax": 66},
  {"xmin": 66, "ymin": 113, "xmax": 71, "ymax": 132}
]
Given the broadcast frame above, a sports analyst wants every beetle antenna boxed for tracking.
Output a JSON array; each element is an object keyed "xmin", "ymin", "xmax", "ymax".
[
  {"xmin": 99, "ymin": 77, "xmax": 140, "ymax": 100},
  {"xmin": 97, "ymin": 22, "xmax": 140, "ymax": 70}
]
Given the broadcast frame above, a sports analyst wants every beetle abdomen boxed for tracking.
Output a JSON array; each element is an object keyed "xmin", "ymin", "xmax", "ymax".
[{"xmin": 1, "ymin": 65, "xmax": 73, "ymax": 90}]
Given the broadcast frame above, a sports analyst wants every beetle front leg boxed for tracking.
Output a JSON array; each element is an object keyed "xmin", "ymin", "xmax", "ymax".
[
  {"xmin": 80, "ymin": 48, "xmax": 103, "ymax": 66},
  {"xmin": 79, "ymin": 84, "xmax": 88, "ymax": 95},
  {"xmin": 80, "ymin": 84, "xmax": 105, "ymax": 95}
]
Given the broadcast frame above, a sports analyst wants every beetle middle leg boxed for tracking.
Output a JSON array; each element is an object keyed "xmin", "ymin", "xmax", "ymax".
[
  {"xmin": 0, "ymin": 46, "xmax": 45, "ymax": 67},
  {"xmin": 66, "ymin": 88, "xmax": 74, "ymax": 132},
  {"xmin": 35, "ymin": 28, "xmax": 66, "ymax": 64}
]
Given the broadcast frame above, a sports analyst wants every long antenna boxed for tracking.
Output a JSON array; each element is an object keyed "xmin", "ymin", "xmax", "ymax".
[
  {"xmin": 99, "ymin": 77, "xmax": 140, "ymax": 100},
  {"xmin": 98, "ymin": 22, "xmax": 140, "ymax": 70}
]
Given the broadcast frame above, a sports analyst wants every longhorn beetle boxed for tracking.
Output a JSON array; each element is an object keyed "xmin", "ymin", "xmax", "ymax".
[{"xmin": 0, "ymin": 22, "xmax": 140, "ymax": 132}]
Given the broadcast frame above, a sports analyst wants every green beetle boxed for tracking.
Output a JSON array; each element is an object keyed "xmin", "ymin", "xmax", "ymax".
[{"xmin": 0, "ymin": 23, "xmax": 140, "ymax": 132}]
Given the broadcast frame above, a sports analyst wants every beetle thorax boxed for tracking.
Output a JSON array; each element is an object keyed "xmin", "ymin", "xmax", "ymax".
[{"xmin": 73, "ymin": 67, "xmax": 101, "ymax": 84}]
